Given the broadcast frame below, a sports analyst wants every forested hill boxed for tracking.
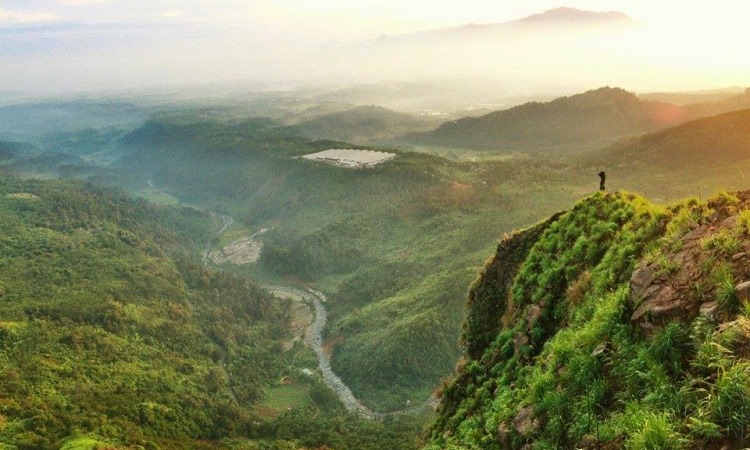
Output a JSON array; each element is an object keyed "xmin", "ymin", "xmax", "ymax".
[
  {"xmin": 0, "ymin": 177, "xmax": 292, "ymax": 449},
  {"xmin": 404, "ymin": 87, "xmax": 680, "ymax": 151},
  {"xmin": 113, "ymin": 115, "xmax": 589, "ymax": 413},
  {"xmin": 404, "ymin": 87, "xmax": 750, "ymax": 153},
  {"xmin": 427, "ymin": 190, "xmax": 750, "ymax": 450},
  {"xmin": 285, "ymin": 105, "xmax": 439, "ymax": 143},
  {"xmin": 598, "ymin": 108, "xmax": 750, "ymax": 167}
]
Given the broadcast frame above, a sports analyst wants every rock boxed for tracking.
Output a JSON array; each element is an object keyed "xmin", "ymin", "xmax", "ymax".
[
  {"xmin": 513, "ymin": 405, "xmax": 538, "ymax": 436},
  {"xmin": 591, "ymin": 342, "xmax": 611, "ymax": 357},
  {"xmin": 735, "ymin": 281, "xmax": 750, "ymax": 302},
  {"xmin": 722, "ymin": 215, "xmax": 738, "ymax": 228},
  {"xmin": 578, "ymin": 434, "xmax": 598, "ymax": 449},
  {"xmin": 496, "ymin": 422, "xmax": 510, "ymax": 448},
  {"xmin": 699, "ymin": 301, "xmax": 719, "ymax": 321},
  {"xmin": 526, "ymin": 305, "xmax": 543, "ymax": 329},
  {"xmin": 514, "ymin": 332, "xmax": 530, "ymax": 356},
  {"xmin": 683, "ymin": 227, "xmax": 709, "ymax": 243},
  {"xmin": 631, "ymin": 263, "xmax": 656, "ymax": 289},
  {"xmin": 631, "ymin": 285, "xmax": 685, "ymax": 327}
]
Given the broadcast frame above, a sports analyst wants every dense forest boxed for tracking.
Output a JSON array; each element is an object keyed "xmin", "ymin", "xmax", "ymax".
[{"xmin": 0, "ymin": 177, "xmax": 426, "ymax": 449}]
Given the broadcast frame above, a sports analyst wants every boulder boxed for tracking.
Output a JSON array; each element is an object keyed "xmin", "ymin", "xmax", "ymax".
[
  {"xmin": 630, "ymin": 285, "xmax": 685, "ymax": 327},
  {"xmin": 699, "ymin": 301, "xmax": 719, "ymax": 322},
  {"xmin": 735, "ymin": 281, "xmax": 750, "ymax": 302},
  {"xmin": 513, "ymin": 405, "xmax": 538, "ymax": 436}
]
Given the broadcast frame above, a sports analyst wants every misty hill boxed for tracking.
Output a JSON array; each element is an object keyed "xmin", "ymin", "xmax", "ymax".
[
  {"xmin": 405, "ymin": 87, "xmax": 686, "ymax": 152},
  {"xmin": 597, "ymin": 108, "xmax": 750, "ymax": 169},
  {"xmin": 640, "ymin": 86, "xmax": 748, "ymax": 105},
  {"xmin": 0, "ymin": 101, "xmax": 149, "ymax": 138},
  {"xmin": 285, "ymin": 105, "xmax": 439, "ymax": 143},
  {"xmin": 380, "ymin": 7, "xmax": 631, "ymax": 44},
  {"xmin": 0, "ymin": 141, "xmax": 34, "ymax": 160},
  {"xmin": 517, "ymin": 6, "xmax": 630, "ymax": 25},
  {"xmin": 427, "ymin": 189, "xmax": 750, "ymax": 449}
]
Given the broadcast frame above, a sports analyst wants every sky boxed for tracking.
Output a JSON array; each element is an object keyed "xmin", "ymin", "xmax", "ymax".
[{"xmin": 1, "ymin": 0, "xmax": 750, "ymax": 94}]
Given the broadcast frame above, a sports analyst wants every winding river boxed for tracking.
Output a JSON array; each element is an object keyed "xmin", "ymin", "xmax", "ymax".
[
  {"xmin": 195, "ymin": 207, "xmax": 436, "ymax": 418},
  {"xmin": 264, "ymin": 285, "xmax": 379, "ymax": 418}
]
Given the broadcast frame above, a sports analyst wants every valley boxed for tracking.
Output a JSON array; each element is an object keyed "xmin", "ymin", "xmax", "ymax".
[{"xmin": 2, "ymin": 80, "xmax": 750, "ymax": 450}]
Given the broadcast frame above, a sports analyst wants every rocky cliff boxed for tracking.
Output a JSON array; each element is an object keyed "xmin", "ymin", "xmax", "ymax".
[{"xmin": 426, "ymin": 190, "xmax": 750, "ymax": 450}]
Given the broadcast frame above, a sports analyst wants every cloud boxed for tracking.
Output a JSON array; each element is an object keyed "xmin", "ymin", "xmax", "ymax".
[{"xmin": 0, "ymin": 8, "xmax": 59, "ymax": 23}]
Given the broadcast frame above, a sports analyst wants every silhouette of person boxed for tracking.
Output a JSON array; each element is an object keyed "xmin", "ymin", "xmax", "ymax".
[{"xmin": 598, "ymin": 171, "xmax": 606, "ymax": 191}]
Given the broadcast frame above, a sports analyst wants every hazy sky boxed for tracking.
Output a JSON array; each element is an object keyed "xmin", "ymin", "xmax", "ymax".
[{"xmin": 2, "ymin": 0, "xmax": 749, "ymax": 94}]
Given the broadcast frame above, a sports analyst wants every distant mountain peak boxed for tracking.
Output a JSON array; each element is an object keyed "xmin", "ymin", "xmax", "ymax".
[{"xmin": 517, "ymin": 7, "xmax": 632, "ymax": 24}]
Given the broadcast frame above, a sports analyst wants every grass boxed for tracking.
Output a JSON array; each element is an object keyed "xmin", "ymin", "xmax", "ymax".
[
  {"xmin": 59, "ymin": 436, "xmax": 119, "ymax": 450},
  {"xmin": 217, "ymin": 222, "xmax": 253, "ymax": 247},
  {"xmin": 712, "ymin": 264, "xmax": 739, "ymax": 314},
  {"xmin": 701, "ymin": 228, "xmax": 741, "ymax": 255},
  {"xmin": 262, "ymin": 384, "xmax": 312, "ymax": 412},
  {"xmin": 135, "ymin": 187, "xmax": 181, "ymax": 206}
]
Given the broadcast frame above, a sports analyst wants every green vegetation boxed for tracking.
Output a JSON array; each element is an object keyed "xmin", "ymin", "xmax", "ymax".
[
  {"xmin": 6, "ymin": 90, "xmax": 750, "ymax": 446},
  {"xmin": 405, "ymin": 87, "xmax": 681, "ymax": 153},
  {"xmin": 110, "ymin": 115, "xmax": 586, "ymax": 410},
  {"xmin": 287, "ymin": 105, "xmax": 439, "ymax": 143},
  {"xmin": 426, "ymin": 191, "xmax": 750, "ymax": 449},
  {"xmin": 0, "ymin": 176, "xmax": 432, "ymax": 450}
]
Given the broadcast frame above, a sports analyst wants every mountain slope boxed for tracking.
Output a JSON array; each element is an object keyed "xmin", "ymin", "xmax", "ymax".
[
  {"xmin": 113, "ymin": 116, "xmax": 590, "ymax": 411},
  {"xmin": 427, "ymin": 190, "xmax": 750, "ymax": 449},
  {"xmin": 405, "ymin": 87, "xmax": 684, "ymax": 152},
  {"xmin": 0, "ymin": 177, "xmax": 292, "ymax": 449},
  {"xmin": 600, "ymin": 108, "xmax": 750, "ymax": 167},
  {"xmin": 404, "ymin": 87, "xmax": 750, "ymax": 154},
  {"xmin": 286, "ymin": 105, "xmax": 438, "ymax": 143},
  {"xmin": 381, "ymin": 7, "xmax": 631, "ymax": 44}
]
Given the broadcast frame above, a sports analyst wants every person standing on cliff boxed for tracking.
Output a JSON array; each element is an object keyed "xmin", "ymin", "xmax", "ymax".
[{"xmin": 598, "ymin": 171, "xmax": 606, "ymax": 191}]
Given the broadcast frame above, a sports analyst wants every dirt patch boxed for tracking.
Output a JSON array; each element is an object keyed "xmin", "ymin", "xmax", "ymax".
[
  {"xmin": 323, "ymin": 336, "xmax": 344, "ymax": 359},
  {"xmin": 255, "ymin": 405, "xmax": 282, "ymax": 419},
  {"xmin": 6, "ymin": 192, "xmax": 40, "ymax": 200},
  {"xmin": 207, "ymin": 233, "xmax": 266, "ymax": 265},
  {"xmin": 285, "ymin": 302, "xmax": 314, "ymax": 350}
]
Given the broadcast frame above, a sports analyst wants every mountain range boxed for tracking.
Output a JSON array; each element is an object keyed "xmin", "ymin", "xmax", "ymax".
[{"xmin": 402, "ymin": 87, "xmax": 750, "ymax": 153}]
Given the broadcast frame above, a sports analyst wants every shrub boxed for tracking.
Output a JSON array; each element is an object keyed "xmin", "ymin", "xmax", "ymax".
[
  {"xmin": 624, "ymin": 411, "xmax": 687, "ymax": 450},
  {"xmin": 710, "ymin": 363, "xmax": 750, "ymax": 436},
  {"xmin": 707, "ymin": 190, "xmax": 740, "ymax": 210},
  {"xmin": 650, "ymin": 323, "xmax": 691, "ymax": 377},
  {"xmin": 712, "ymin": 264, "xmax": 738, "ymax": 315},
  {"xmin": 737, "ymin": 209, "xmax": 750, "ymax": 234},
  {"xmin": 700, "ymin": 229, "xmax": 740, "ymax": 255}
]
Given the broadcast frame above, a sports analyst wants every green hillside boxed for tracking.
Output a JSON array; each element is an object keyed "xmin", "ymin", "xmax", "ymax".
[
  {"xmin": 113, "ymin": 116, "xmax": 590, "ymax": 410},
  {"xmin": 405, "ymin": 87, "xmax": 682, "ymax": 152},
  {"xmin": 0, "ymin": 177, "xmax": 294, "ymax": 449},
  {"xmin": 286, "ymin": 105, "xmax": 439, "ymax": 143},
  {"xmin": 427, "ymin": 190, "xmax": 750, "ymax": 449},
  {"xmin": 404, "ymin": 87, "xmax": 750, "ymax": 154},
  {"xmin": 600, "ymin": 108, "xmax": 750, "ymax": 167}
]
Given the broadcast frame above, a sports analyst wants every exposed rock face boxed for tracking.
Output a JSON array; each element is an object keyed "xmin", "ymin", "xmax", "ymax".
[{"xmin": 628, "ymin": 207, "xmax": 750, "ymax": 332}]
